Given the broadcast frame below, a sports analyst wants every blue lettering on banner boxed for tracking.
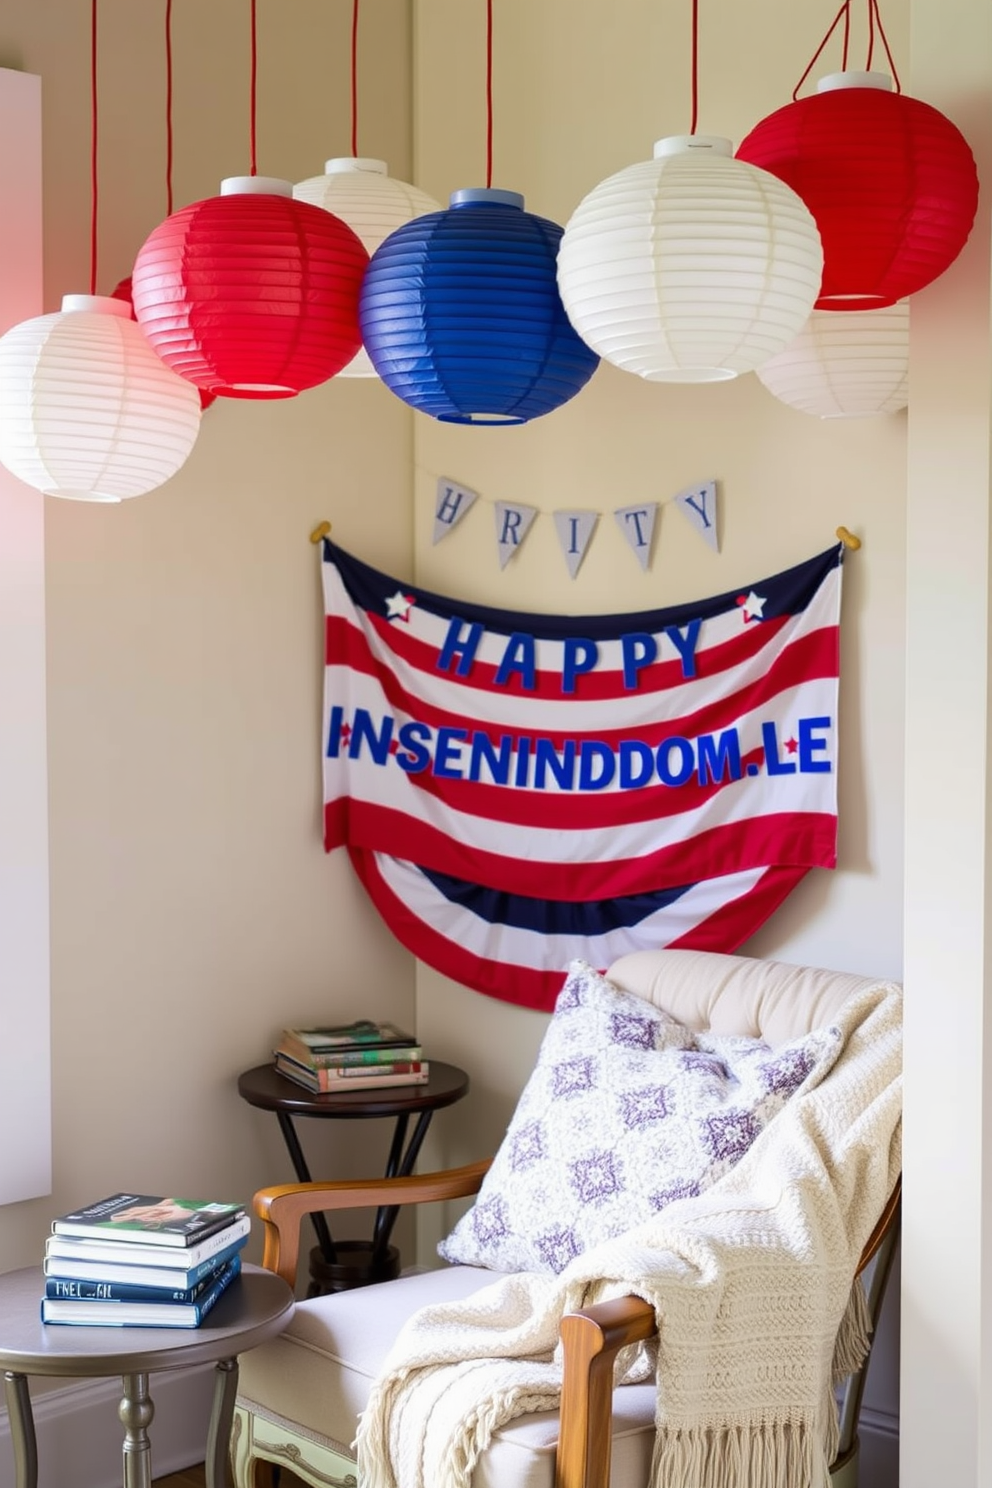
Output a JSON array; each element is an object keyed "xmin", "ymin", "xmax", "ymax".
[
  {"xmin": 533, "ymin": 739, "xmax": 577, "ymax": 790},
  {"xmin": 656, "ymin": 738, "xmax": 695, "ymax": 787},
  {"xmin": 562, "ymin": 637, "xmax": 599, "ymax": 694},
  {"xmin": 798, "ymin": 716, "xmax": 832, "ymax": 773},
  {"xmin": 436, "ymin": 617, "xmax": 484, "ymax": 676},
  {"xmin": 579, "ymin": 741, "xmax": 615, "ymax": 790},
  {"xmin": 349, "ymin": 708, "xmax": 393, "ymax": 765},
  {"xmin": 469, "ymin": 733, "xmax": 514, "ymax": 785},
  {"xmin": 396, "ymin": 721, "xmax": 432, "ymax": 774},
  {"xmin": 622, "ymin": 633, "xmax": 657, "ymax": 688},
  {"xmin": 665, "ymin": 619, "xmax": 702, "ymax": 679},
  {"xmin": 434, "ymin": 727, "xmax": 469, "ymax": 779},
  {"xmin": 761, "ymin": 721, "xmax": 797, "ymax": 776},
  {"xmin": 495, "ymin": 632, "xmax": 538, "ymax": 690},
  {"xmin": 331, "ymin": 711, "xmax": 833, "ymax": 790},
  {"xmin": 697, "ymin": 730, "xmax": 743, "ymax": 786}
]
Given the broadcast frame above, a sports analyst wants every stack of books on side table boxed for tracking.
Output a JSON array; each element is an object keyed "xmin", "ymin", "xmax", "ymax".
[
  {"xmin": 41, "ymin": 1193, "xmax": 250, "ymax": 1328},
  {"xmin": 274, "ymin": 1019, "xmax": 428, "ymax": 1093}
]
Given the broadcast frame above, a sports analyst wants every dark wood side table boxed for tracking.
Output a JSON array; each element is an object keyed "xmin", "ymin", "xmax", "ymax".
[
  {"xmin": 237, "ymin": 1060, "xmax": 469, "ymax": 1294},
  {"xmin": 0, "ymin": 1262, "xmax": 293, "ymax": 1488}
]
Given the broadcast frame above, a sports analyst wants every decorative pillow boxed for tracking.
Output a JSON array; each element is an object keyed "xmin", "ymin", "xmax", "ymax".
[{"xmin": 438, "ymin": 959, "xmax": 844, "ymax": 1275}]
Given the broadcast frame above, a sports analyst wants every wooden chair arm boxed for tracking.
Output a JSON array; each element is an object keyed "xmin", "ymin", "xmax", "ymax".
[
  {"xmin": 557, "ymin": 1296, "xmax": 657, "ymax": 1488},
  {"xmin": 254, "ymin": 1158, "xmax": 492, "ymax": 1286},
  {"xmin": 553, "ymin": 1176, "xmax": 902, "ymax": 1488}
]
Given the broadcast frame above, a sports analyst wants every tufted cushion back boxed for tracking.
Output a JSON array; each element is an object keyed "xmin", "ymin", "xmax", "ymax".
[{"xmin": 606, "ymin": 948, "xmax": 890, "ymax": 1048}]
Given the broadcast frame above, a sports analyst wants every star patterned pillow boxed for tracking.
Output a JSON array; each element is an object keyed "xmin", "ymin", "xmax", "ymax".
[{"xmin": 438, "ymin": 959, "xmax": 844, "ymax": 1275}]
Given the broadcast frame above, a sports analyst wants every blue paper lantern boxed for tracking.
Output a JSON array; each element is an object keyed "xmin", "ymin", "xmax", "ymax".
[{"xmin": 358, "ymin": 188, "xmax": 599, "ymax": 424}]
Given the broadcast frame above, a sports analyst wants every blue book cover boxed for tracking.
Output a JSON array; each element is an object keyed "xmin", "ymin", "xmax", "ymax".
[
  {"xmin": 40, "ymin": 1253, "xmax": 242, "ymax": 1328},
  {"xmin": 44, "ymin": 1252, "xmax": 242, "ymax": 1305}
]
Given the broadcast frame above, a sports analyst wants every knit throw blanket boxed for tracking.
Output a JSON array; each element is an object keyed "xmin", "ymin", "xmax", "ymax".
[{"xmin": 356, "ymin": 981, "xmax": 902, "ymax": 1488}]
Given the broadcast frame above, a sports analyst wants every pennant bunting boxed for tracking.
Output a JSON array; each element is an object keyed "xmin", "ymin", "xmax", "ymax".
[
  {"xmin": 433, "ymin": 478, "xmax": 478, "ymax": 544},
  {"xmin": 320, "ymin": 539, "xmax": 844, "ymax": 1011},
  {"xmin": 614, "ymin": 502, "xmax": 659, "ymax": 570},
  {"xmin": 494, "ymin": 501, "xmax": 538, "ymax": 569},
  {"xmin": 553, "ymin": 510, "xmax": 599, "ymax": 578},
  {"xmin": 674, "ymin": 479, "xmax": 719, "ymax": 551}
]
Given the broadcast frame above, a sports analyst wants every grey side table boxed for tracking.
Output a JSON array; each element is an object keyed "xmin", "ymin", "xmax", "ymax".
[{"xmin": 0, "ymin": 1262, "xmax": 294, "ymax": 1488}]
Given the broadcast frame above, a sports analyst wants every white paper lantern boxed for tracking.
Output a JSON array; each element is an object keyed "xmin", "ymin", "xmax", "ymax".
[
  {"xmin": 293, "ymin": 158, "xmax": 442, "ymax": 378},
  {"xmin": 557, "ymin": 135, "xmax": 824, "ymax": 383},
  {"xmin": 755, "ymin": 302, "xmax": 909, "ymax": 417},
  {"xmin": 0, "ymin": 294, "xmax": 202, "ymax": 502}
]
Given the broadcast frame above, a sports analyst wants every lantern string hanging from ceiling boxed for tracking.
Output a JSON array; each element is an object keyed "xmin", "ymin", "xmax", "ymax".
[
  {"xmin": 0, "ymin": 0, "xmax": 202, "ymax": 504},
  {"xmin": 112, "ymin": 0, "xmax": 217, "ymax": 413},
  {"xmin": 131, "ymin": 0, "xmax": 369, "ymax": 400},
  {"xmin": 357, "ymin": 0, "xmax": 600, "ymax": 424},
  {"xmin": 555, "ymin": 0, "xmax": 824, "ymax": 384},
  {"xmin": 293, "ymin": 0, "xmax": 442, "ymax": 379},
  {"xmin": 735, "ymin": 0, "xmax": 979, "ymax": 310}
]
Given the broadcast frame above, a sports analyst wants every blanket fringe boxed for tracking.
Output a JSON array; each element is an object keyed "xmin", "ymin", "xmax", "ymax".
[
  {"xmin": 832, "ymin": 1275, "xmax": 873, "ymax": 1382},
  {"xmin": 650, "ymin": 1416, "xmax": 827, "ymax": 1488}
]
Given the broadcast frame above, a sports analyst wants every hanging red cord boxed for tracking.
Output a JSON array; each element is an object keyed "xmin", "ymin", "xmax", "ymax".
[
  {"xmin": 792, "ymin": 0, "xmax": 851, "ymax": 100},
  {"xmin": 485, "ymin": 0, "xmax": 493, "ymax": 188},
  {"xmin": 689, "ymin": 0, "xmax": 699, "ymax": 134},
  {"xmin": 248, "ymin": 0, "xmax": 258, "ymax": 175},
  {"xmin": 165, "ymin": 0, "xmax": 174, "ymax": 215},
  {"xmin": 351, "ymin": 0, "xmax": 360, "ymax": 157},
  {"xmin": 89, "ymin": 0, "xmax": 99, "ymax": 295},
  {"xmin": 870, "ymin": 0, "xmax": 901, "ymax": 90}
]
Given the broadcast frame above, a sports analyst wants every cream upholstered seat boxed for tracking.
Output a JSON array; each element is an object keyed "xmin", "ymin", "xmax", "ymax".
[{"xmin": 231, "ymin": 948, "xmax": 901, "ymax": 1488}]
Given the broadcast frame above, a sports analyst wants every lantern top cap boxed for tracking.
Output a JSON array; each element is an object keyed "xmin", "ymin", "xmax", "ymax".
[
  {"xmin": 220, "ymin": 175, "xmax": 293, "ymax": 198},
  {"xmin": 61, "ymin": 293, "xmax": 132, "ymax": 318},
  {"xmin": 817, "ymin": 70, "xmax": 892, "ymax": 93},
  {"xmin": 653, "ymin": 135, "xmax": 733, "ymax": 159},
  {"xmin": 324, "ymin": 157, "xmax": 389, "ymax": 176},
  {"xmin": 450, "ymin": 187, "xmax": 525, "ymax": 209}
]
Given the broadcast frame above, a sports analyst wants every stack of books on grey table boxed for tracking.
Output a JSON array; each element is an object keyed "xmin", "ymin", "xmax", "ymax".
[
  {"xmin": 41, "ymin": 1193, "xmax": 250, "ymax": 1328},
  {"xmin": 273, "ymin": 1018, "xmax": 428, "ymax": 1093}
]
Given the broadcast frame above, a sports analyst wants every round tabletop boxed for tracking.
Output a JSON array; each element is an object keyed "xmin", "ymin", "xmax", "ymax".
[
  {"xmin": 237, "ymin": 1059, "xmax": 470, "ymax": 1118},
  {"xmin": 0, "ymin": 1264, "xmax": 294, "ymax": 1377}
]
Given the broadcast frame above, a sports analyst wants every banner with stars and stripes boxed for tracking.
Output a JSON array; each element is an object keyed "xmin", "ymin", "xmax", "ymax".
[{"xmin": 321, "ymin": 539, "xmax": 844, "ymax": 1011}]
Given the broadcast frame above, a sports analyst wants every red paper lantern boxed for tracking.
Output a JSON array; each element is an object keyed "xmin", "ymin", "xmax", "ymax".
[
  {"xmin": 131, "ymin": 176, "xmax": 370, "ymax": 399},
  {"xmin": 736, "ymin": 72, "xmax": 979, "ymax": 310},
  {"xmin": 111, "ymin": 276, "xmax": 217, "ymax": 411}
]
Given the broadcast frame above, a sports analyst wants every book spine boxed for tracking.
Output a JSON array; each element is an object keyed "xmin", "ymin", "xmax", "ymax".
[
  {"xmin": 279, "ymin": 1042, "xmax": 423, "ymax": 1068},
  {"xmin": 43, "ymin": 1234, "xmax": 248, "ymax": 1291},
  {"xmin": 190, "ymin": 1252, "xmax": 240, "ymax": 1322},
  {"xmin": 275, "ymin": 1058, "xmax": 430, "ymax": 1092},
  {"xmin": 43, "ymin": 1254, "xmax": 241, "ymax": 1305},
  {"xmin": 317, "ymin": 1060, "xmax": 426, "ymax": 1082},
  {"xmin": 45, "ymin": 1211, "xmax": 251, "ymax": 1268}
]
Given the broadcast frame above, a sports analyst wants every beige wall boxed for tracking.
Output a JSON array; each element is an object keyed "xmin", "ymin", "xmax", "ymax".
[{"xmin": 0, "ymin": 0, "xmax": 418, "ymax": 1273}]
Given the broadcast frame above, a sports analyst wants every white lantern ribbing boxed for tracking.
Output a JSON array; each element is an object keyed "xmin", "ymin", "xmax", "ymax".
[
  {"xmin": 293, "ymin": 158, "xmax": 442, "ymax": 377},
  {"xmin": 755, "ymin": 303, "xmax": 909, "ymax": 418},
  {"xmin": 557, "ymin": 135, "xmax": 824, "ymax": 383},
  {"xmin": 0, "ymin": 295, "xmax": 202, "ymax": 502}
]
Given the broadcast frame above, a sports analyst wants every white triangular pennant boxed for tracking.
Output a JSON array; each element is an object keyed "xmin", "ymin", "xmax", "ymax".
[
  {"xmin": 673, "ymin": 480, "xmax": 719, "ymax": 551},
  {"xmin": 494, "ymin": 502, "xmax": 538, "ymax": 569},
  {"xmin": 554, "ymin": 510, "xmax": 599, "ymax": 579},
  {"xmin": 613, "ymin": 503, "xmax": 659, "ymax": 570},
  {"xmin": 433, "ymin": 477, "xmax": 479, "ymax": 544}
]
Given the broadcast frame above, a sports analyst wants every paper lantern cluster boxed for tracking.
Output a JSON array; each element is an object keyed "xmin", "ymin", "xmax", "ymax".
[{"xmin": 0, "ymin": 63, "xmax": 980, "ymax": 506}]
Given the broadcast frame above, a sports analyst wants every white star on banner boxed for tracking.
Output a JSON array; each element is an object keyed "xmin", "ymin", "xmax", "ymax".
[
  {"xmin": 385, "ymin": 590, "xmax": 415, "ymax": 621},
  {"xmin": 742, "ymin": 590, "xmax": 766, "ymax": 621}
]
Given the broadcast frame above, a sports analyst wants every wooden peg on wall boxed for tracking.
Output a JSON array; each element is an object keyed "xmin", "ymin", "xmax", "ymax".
[{"xmin": 836, "ymin": 526, "xmax": 861, "ymax": 550}]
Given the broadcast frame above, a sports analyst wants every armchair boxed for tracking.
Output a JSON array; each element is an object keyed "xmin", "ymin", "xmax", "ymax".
[{"xmin": 231, "ymin": 949, "xmax": 902, "ymax": 1488}]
